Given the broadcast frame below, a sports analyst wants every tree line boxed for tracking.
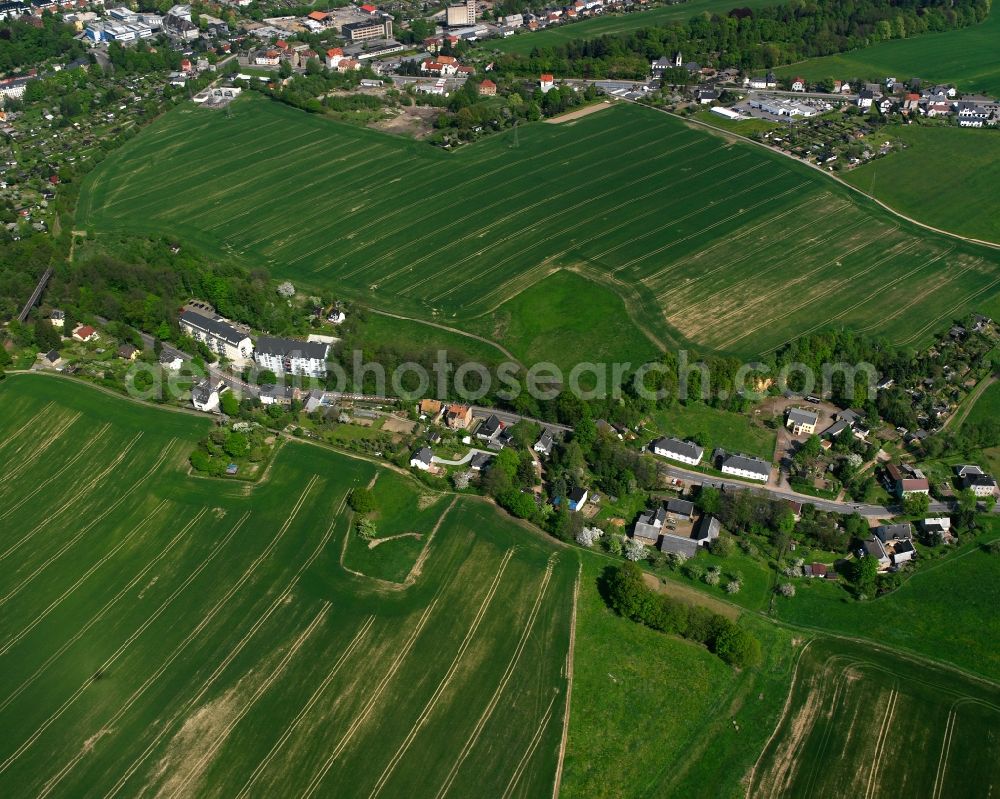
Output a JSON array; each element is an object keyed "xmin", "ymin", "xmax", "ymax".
[{"xmin": 491, "ymin": 0, "xmax": 991, "ymax": 79}]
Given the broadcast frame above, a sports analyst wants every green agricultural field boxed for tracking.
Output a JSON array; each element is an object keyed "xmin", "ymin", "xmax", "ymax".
[
  {"xmin": 77, "ymin": 95, "xmax": 1000, "ymax": 361},
  {"xmin": 843, "ymin": 125, "xmax": 1000, "ymax": 244},
  {"xmin": 487, "ymin": 0, "xmax": 772, "ymax": 55},
  {"xmin": 749, "ymin": 636, "xmax": 1000, "ymax": 798},
  {"xmin": 773, "ymin": 519, "xmax": 1000, "ymax": 681},
  {"xmin": 775, "ymin": 11, "xmax": 1000, "ymax": 96},
  {"xmin": 963, "ymin": 379, "xmax": 1000, "ymax": 427},
  {"xmin": 0, "ymin": 374, "xmax": 577, "ymax": 798}
]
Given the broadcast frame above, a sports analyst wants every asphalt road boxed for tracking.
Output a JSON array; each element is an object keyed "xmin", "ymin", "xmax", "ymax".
[{"xmin": 654, "ymin": 460, "xmax": 955, "ymax": 518}]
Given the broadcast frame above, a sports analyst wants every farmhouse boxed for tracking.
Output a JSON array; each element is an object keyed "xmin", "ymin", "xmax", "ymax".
[
  {"xmin": 534, "ymin": 430, "xmax": 554, "ymax": 456},
  {"xmin": 478, "ymin": 79, "xmax": 496, "ymax": 96},
  {"xmin": 786, "ymin": 407, "xmax": 819, "ymax": 435},
  {"xmin": 691, "ymin": 514, "xmax": 721, "ymax": 545},
  {"xmin": 179, "ymin": 310, "xmax": 252, "ymax": 366},
  {"xmin": 666, "ymin": 498, "xmax": 695, "ymax": 520},
  {"xmin": 885, "ymin": 463, "xmax": 929, "ymax": 496},
  {"xmin": 72, "ymin": 325, "xmax": 99, "ymax": 342},
  {"xmin": 258, "ymin": 384, "xmax": 294, "ymax": 406},
  {"xmin": 719, "ymin": 453, "xmax": 770, "ymax": 482},
  {"xmin": 633, "ymin": 505, "xmax": 666, "ymax": 545},
  {"xmin": 410, "ymin": 447, "xmax": 433, "ymax": 470},
  {"xmin": 874, "ymin": 523, "xmax": 913, "ymax": 544},
  {"xmin": 445, "ymin": 404, "xmax": 473, "ymax": 429},
  {"xmin": 955, "ymin": 464, "xmax": 998, "ymax": 497},
  {"xmin": 253, "ymin": 336, "xmax": 329, "ymax": 378},
  {"xmin": 651, "ymin": 437, "xmax": 704, "ymax": 466},
  {"xmin": 858, "ymin": 536, "xmax": 891, "ymax": 570},
  {"xmin": 567, "ymin": 487, "xmax": 588, "ymax": 511},
  {"xmin": 191, "ymin": 380, "xmax": 220, "ymax": 412},
  {"xmin": 159, "ymin": 351, "xmax": 183, "ymax": 371},
  {"xmin": 893, "ymin": 539, "xmax": 916, "ymax": 565}
]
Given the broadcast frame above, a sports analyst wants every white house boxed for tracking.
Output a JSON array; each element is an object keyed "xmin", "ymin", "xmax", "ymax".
[
  {"xmin": 534, "ymin": 430, "xmax": 554, "ymax": 456},
  {"xmin": 786, "ymin": 407, "xmax": 819, "ymax": 435},
  {"xmin": 191, "ymin": 380, "xmax": 220, "ymax": 412},
  {"xmin": 159, "ymin": 352, "xmax": 184, "ymax": 371},
  {"xmin": 651, "ymin": 437, "xmax": 703, "ymax": 466},
  {"xmin": 720, "ymin": 454, "xmax": 770, "ymax": 482},
  {"xmin": 410, "ymin": 447, "xmax": 433, "ymax": 470},
  {"xmin": 179, "ymin": 310, "xmax": 253, "ymax": 366},
  {"xmin": 540, "ymin": 73, "xmax": 555, "ymax": 92},
  {"xmin": 325, "ymin": 47, "xmax": 344, "ymax": 68},
  {"xmin": 49, "ymin": 309, "xmax": 65, "ymax": 329},
  {"xmin": 892, "ymin": 539, "xmax": 916, "ymax": 565},
  {"xmin": 253, "ymin": 336, "xmax": 329, "ymax": 379},
  {"xmin": 791, "ymin": 76, "xmax": 805, "ymax": 92}
]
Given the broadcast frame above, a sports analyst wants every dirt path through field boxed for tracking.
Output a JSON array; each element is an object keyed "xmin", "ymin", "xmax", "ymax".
[{"xmin": 545, "ymin": 101, "xmax": 612, "ymax": 124}]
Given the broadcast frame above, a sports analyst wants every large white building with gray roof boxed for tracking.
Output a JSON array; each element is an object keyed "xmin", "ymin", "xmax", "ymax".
[{"xmin": 651, "ymin": 437, "xmax": 704, "ymax": 466}]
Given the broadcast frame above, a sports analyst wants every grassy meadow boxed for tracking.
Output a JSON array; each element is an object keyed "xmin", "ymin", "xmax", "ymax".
[
  {"xmin": 486, "ymin": 0, "xmax": 772, "ymax": 55},
  {"xmin": 77, "ymin": 95, "xmax": 1000, "ymax": 360},
  {"xmin": 0, "ymin": 375, "xmax": 577, "ymax": 798},
  {"xmin": 774, "ymin": 11, "xmax": 1000, "ymax": 96},
  {"xmin": 750, "ymin": 636, "xmax": 1000, "ymax": 798},
  {"xmin": 843, "ymin": 124, "xmax": 1000, "ymax": 245}
]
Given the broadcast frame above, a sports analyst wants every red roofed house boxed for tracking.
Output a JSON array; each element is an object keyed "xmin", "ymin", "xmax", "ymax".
[
  {"xmin": 903, "ymin": 92, "xmax": 921, "ymax": 114},
  {"xmin": 275, "ymin": 39, "xmax": 288, "ymax": 50},
  {"xmin": 337, "ymin": 58, "xmax": 361, "ymax": 72},
  {"xmin": 360, "ymin": 3, "xmax": 377, "ymax": 13},
  {"xmin": 885, "ymin": 462, "xmax": 930, "ymax": 497},
  {"xmin": 437, "ymin": 55, "xmax": 457, "ymax": 65},
  {"xmin": 791, "ymin": 76, "xmax": 805, "ymax": 91},
  {"xmin": 49, "ymin": 175, "xmax": 59, "ymax": 185},
  {"xmin": 307, "ymin": 10, "xmax": 327, "ymax": 21},
  {"xmin": 72, "ymin": 325, "xmax": 99, "ymax": 343},
  {"xmin": 180, "ymin": 58, "xmax": 193, "ymax": 73},
  {"xmin": 457, "ymin": 65, "xmax": 474, "ymax": 75},
  {"xmin": 540, "ymin": 73, "xmax": 554, "ymax": 92},
  {"xmin": 478, "ymin": 79, "xmax": 496, "ymax": 96},
  {"xmin": 325, "ymin": 47, "xmax": 344, "ymax": 68}
]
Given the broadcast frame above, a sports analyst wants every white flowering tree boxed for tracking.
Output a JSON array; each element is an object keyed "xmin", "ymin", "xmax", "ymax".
[
  {"xmin": 576, "ymin": 526, "xmax": 604, "ymax": 548},
  {"xmin": 777, "ymin": 583, "xmax": 796, "ymax": 597},
  {"xmin": 624, "ymin": 537, "xmax": 646, "ymax": 562},
  {"xmin": 726, "ymin": 580, "xmax": 742, "ymax": 594},
  {"xmin": 277, "ymin": 281, "xmax": 296, "ymax": 298}
]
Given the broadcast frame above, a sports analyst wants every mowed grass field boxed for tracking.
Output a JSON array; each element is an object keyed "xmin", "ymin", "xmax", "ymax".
[
  {"xmin": 775, "ymin": 11, "xmax": 1000, "ymax": 96},
  {"xmin": 77, "ymin": 95, "xmax": 1000, "ymax": 359},
  {"xmin": 0, "ymin": 375, "xmax": 577, "ymax": 798},
  {"xmin": 750, "ymin": 636, "xmax": 1000, "ymax": 798},
  {"xmin": 486, "ymin": 0, "xmax": 771, "ymax": 55},
  {"xmin": 843, "ymin": 125, "xmax": 1000, "ymax": 245}
]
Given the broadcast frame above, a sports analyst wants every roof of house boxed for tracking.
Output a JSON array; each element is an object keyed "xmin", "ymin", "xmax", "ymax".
[
  {"xmin": 721, "ymin": 453, "xmax": 771, "ymax": 478},
  {"xmin": 811, "ymin": 562, "xmax": 828, "ymax": 575},
  {"xmin": 191, "ymin": 380, "xmax": 216, "ymax": 403},
  {"xmin": 535, "ymin": 430, "xmax": 553, "ymax": 451},
  {"xmin": 44, "ymin": 349, "xmax": 59, "ymax": 363},
  {"xmin": 118, "ymin": 344, "xmax": 137, "ymax": 356},
  {"xmin": 568, "ymin": 487, "xmax": 587, "ymax": 503},
  {"xmin": 692, "ymin": 514, "xmax": 720, "ymax": 541},
  {"xmin": 895, "ymin": 539, "xmax": 916, "ymax": 554},
  {"xmin": 963, "ymin": 473, "xmax": 997, "ymax": 489},
  {"xmin": 470, "ymin": 452, "xmax": 493, "ymax": 470},
  {"xmin": 447, "ymin": 403, "xmax": 471, "ymax": 417},
  {"xmin": 412, "ymin": 446, "xmax": 432, "ymax": 464},
  {"xmin": 477, "ymin": 414, "xmax": 503, "ymax": 438},
  {"xmin": 540, "ymin": 73, "xmax": 554, "ymax": 81},
  {"xmin": 665, "ymin": 498, "xmax": 695, "ymax": 517},
  {"xmin": 307, "ymin": 10, "xmax": 326, "ymax": 20},
  {"xmin": 326, "ymin": 47, "xmax": 343, "ymax": 56},
  {"xmin": 823, "ymin": 419, "xmax": 851, "ymax": 438},
  {"xmin": 860, "ymin": 537, "xmax": 888, "ymax": 559},
  {"xmin": 179, "ymin": 310, "xmax": 246, "ymax": 347},
  {"xmin": 255, "ymin": 335, "xmax": 328, "ymax": 360},
  {"xmin": 75, "ymin": 325, "xmax": 96, "ymax": 338},
  {"xmin": 875, "ymin": 523, "xmax": 912, "ymax": 543},
  {"xmin": 480, "ymin": 78, "xmax": 496, "ymax": 88},
  {"xmin": 159, "ymin": 350, "xmax": 181, "ymax": 364},
  {"xmin": 787, "ymin": 407, "xmax": 819, "ymax": 426},
  {"xmin": 954, "ymin": 464, "xmax": 984, "ymax": 477},
  {"xmin": 652, "ymin": 437, "xmax": 704, "ymax": 460}
]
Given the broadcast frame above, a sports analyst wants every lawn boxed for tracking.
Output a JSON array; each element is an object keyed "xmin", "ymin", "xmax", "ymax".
[
  {"xmin": 487, "ymin": 0, "xmax": 773, "ymax": 55},
  {"xmin": 77, "ymin": 96, "xmax": 1000, "ymax": 361},
  {"xmin": 772, "ymin": 518, "xmax": 1000, "ymax": 681},
  {"xmin": 962, "ymin": 378, "xmax": 1000, "ymax": 427},
  {"xmin": 842, "ymin": 124, "xmax": 1000, "ymax": 245},
  {"xmin": 0, "ymin": 374, "xmax": 576, "ymax": 798},
  {"xmin": 750, "ymin": 636, "xmax": 1000, "ymax": 798},
  {"xmin": 644, "ymin": 401, "xmax": 777, "ymax": 460},
  {"xmin": 774, "ymin": 11, "xmax": 1000, "ymax": 97}
]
